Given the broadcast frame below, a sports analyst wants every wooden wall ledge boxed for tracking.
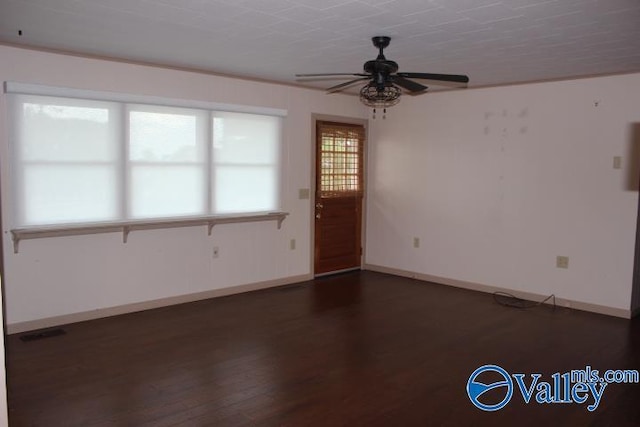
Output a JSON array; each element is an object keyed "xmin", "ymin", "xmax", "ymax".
[{"xmin": 10, "ymin": 212, "xmax": 288, "ymax": 254}]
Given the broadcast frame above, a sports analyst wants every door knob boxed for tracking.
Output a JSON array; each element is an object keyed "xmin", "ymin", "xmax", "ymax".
[
  {"xmin": 315, "ymin": 202, "xmax": 323, "ymax": 209},
  {"xmin": 316, "ymin": 213, "xmax": 321, "ymax": 219}
]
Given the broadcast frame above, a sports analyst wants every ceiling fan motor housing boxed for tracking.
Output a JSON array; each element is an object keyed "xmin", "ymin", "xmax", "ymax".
[{"xmin": 364, "ymin": 59, "xmax": 398, "ymax": 91}]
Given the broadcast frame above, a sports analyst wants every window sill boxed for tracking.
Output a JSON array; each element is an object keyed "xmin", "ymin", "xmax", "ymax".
[{"xmin": 10, "ymin": 212, "xmax": 288, "ymax": 254}]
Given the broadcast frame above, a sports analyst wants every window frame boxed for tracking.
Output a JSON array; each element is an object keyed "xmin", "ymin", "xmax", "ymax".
[{"xmin": 4, "ymin": 82, "xmax": 288, "ymax": 249}]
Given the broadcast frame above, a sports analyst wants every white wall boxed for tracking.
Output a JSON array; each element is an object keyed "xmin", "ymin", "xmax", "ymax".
[
  {"xmin": 0, "ymin": 276, "xmax": 7, "ymax": 426},
  {"xmin": 0, "ymin": 45, "xmax": 367, "ymax": 327},
  {"xmin": 366, "ymin": 73, "xmax": 640, "ymax": 312}
]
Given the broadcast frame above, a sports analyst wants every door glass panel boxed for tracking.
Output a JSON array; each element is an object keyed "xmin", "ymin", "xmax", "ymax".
[{"xmin": 317, "ymin": 123, "xmax": 364, "ymax": 198}]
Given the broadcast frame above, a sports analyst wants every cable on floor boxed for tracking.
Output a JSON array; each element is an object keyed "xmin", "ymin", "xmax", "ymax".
[{"xmin": 493, "ymin": 291, "xmax": 556, "ymax": 310}]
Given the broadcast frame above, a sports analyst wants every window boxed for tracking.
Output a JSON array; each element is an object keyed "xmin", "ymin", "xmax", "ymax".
[
  {"xmin": 11, "ymin": 95, "xmax": 121, "ymax": 226},
  {"xmin": 213, "ymin": 112, "xmax": 281, "ymax": 214},
  {"xmin": 8, "ymin": 91, "xmax": 283, "ymax": 228},
  {"xmin": 316, "ymin": 121, "xmax": 364, "ymax": 197},
  {"xmin": 128, "ymin": 105, "xmax": 208, "ymax": 219}
]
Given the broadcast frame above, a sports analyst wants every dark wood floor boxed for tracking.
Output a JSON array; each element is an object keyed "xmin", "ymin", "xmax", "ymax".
[{"xmin": 5, "ymin": 271, "xmax": 640, "ymax": 426}]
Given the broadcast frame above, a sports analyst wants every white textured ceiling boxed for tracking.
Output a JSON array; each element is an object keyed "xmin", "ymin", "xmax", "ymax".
[{"xmin": 0, "ymin": 0, "xmax": 639, "ymax": 91}]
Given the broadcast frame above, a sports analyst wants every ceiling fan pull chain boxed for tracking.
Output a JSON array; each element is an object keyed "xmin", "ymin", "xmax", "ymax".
[
  {"xmin": 373, "ymin": 108, "xmax": 376, "ymax": 119},
  {"xmin": 383, "ymin": 108, "xmax": 387, "ymax": 119}
]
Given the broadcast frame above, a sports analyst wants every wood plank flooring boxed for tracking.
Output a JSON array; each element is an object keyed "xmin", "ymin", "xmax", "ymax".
[{"xmin": 5, "ymin": 271, "xmax": 640, "ymax": 426}]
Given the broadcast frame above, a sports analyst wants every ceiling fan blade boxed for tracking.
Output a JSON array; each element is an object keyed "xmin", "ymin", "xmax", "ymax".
[
  {"xmin": 393, "ymin": 76, "xmax": 428, "ymax": 93},
  {"xmin": 295, "ymin": 73, "xmax": 369, "ymax": 78},
  {"xmin": 397, "ymin": 72, "xmax": 469, "ymax": 84},
  {"xmin": 326, "ymin": 77, "xmax": 371, "ymax": 93}
]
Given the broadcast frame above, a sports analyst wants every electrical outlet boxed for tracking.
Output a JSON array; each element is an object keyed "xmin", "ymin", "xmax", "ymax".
[
  {"xmin": 613, "ymin": 156, "xmax": 622, "ymax": 169},
  {"xmin": 413, "ymin": 237, "xmax": 420, "ymax": 248},
  {"xmin": 556, "ymin": 255, "xmax": 569, "ymax": 269},
  {"xmin": 290, "ymin": 239, "xmax": 296, "ymax": 250},
  {"xmin": 213, "ymin": 246, "xmax": 220, "ymax": 259}
]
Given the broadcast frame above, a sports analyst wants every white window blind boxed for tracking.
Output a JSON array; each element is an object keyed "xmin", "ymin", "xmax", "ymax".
[
  {"xmin": 212, "ymin": 112, "xmax": 281, "ymax": 214},
  {"xmin": 128, "ymin": 105, "xmax": 208, "ymax": 219},
  {"xmin": 7, "ymin": 87, "xmax": 285, "ymax": 228},
  {"xmin": 11, "ymin": 95, "xmax": 121, "ymax": 226}
]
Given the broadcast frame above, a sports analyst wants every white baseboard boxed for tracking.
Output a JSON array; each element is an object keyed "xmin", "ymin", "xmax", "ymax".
[
  {"xmin": 9, "ymin": 266, "xmax": 633, "ymax": 334},
  {"xmin": 7, "ymin": 273, "xmax": 313, "ymax": 334},
  {"xmin": 363, "ymin": 264, "xmax": 632, "ymax": 319},
  {"xmin": 314, "ymin": 267, "xmax": 361, "ymax": 278}
]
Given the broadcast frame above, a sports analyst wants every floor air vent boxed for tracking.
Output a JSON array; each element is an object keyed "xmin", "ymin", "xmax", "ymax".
[
  {"xmin": 278, "ymin": 285, "xmax": 304, "ymax": 292},
  {"xmin": 19, "ymin": 328, "xmax": 66, "ymax": 342}
]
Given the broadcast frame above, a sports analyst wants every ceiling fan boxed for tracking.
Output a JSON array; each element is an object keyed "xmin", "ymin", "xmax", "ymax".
[{"xmin": 295, "ymin": 36, "xmax": 469, "ymax": 113}]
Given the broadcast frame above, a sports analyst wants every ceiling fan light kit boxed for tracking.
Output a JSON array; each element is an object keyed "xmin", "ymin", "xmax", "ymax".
[
  {"xmin": 359, "ymin": 84, "xmax": 401, "ymax": 119},
  {"xmin": 296, "ymin": 36, "xmax": 469, "ymax": 118}
]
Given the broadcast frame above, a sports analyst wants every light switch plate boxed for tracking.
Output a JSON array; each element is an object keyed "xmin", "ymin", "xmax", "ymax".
[{"xmin": 556, "ymin": 256, "xmax": 569, "ymax": 269}]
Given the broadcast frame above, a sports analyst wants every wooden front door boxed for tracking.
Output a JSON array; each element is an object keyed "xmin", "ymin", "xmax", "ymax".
[{"xmin": 314, "ymin": 121, "xmax": 364, "ymax": 275}]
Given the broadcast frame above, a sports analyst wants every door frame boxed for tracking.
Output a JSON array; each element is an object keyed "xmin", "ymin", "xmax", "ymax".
[{"xmin": 310, "ymin": 114, "xmax": 368, "ymax": 276}]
